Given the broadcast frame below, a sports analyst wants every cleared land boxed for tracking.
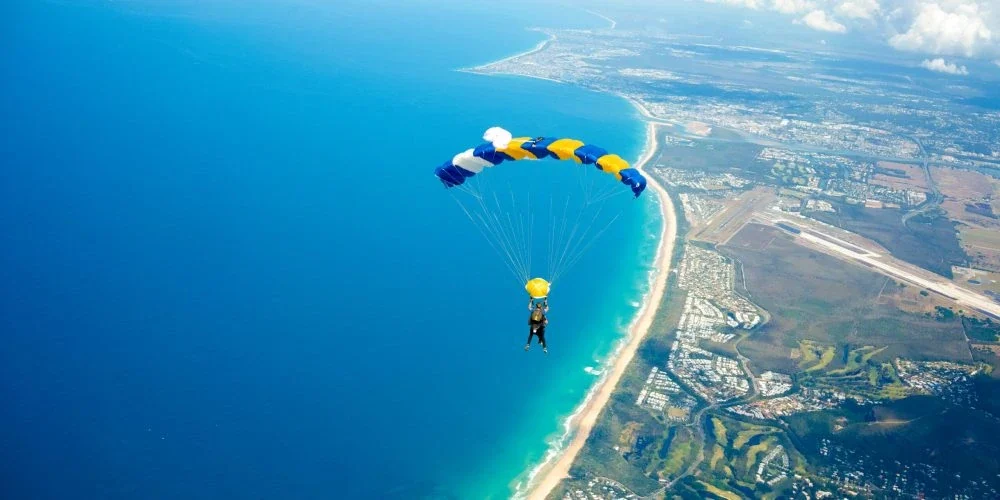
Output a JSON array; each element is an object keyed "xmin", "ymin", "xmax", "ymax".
[
  {"xmin": 871, "ymin": 161, "xmax": 929, "ymax": 192},
  {"xmin": 721, "ymin": 224, "xmax": 971, "ymax": 374}
]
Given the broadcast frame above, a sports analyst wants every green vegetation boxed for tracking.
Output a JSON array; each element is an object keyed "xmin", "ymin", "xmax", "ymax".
[
  {"xmin": 771, "ymin": 162, "xmax": 816, "ymax": 186},
  {"xmin": 710, "ymin": 417, "xmax": 728, "ymax": 447},
  {"xmin": 963, "ymin": 315, "xmax": 1000, "ymax": 342},
  {"xmin": 703, "ymin": 415, "xmax": 785, "ymax": 488},
  {"xmin": 786, "ymin": 396, "xmax": 1000, "ymax": 492},
  {"xmin": 697, "ymin": 480, "xmax": 743, "ymax": 500},
  {"xmin": 744, "ymin": 437, "xmax": 775, "ymax": 476},
  {"xmin": 663, "ymin": 427, "xmax": 697, "ymax": 477},
  {"xmin": 804, "ymin": 343, "xmax": 836, "ymax": 372},
  {"xmin": 658, "ymin": 139, "xmax": 763, "ymax": 177},
  {"xmin": 709, "ymin": 444, "xmax": 725, "ymax": 470},
  {"xmin": 827, "ymin": 345, "xmax": 887, "ymax": 376},
  {"xmin": 722, "ymin": 225, "xmax": 969, "ymax": 374}
]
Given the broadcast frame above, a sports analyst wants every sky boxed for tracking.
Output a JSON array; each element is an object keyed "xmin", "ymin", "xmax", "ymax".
[
  {"xmin": 697, "ymin": 0, "xmax": 1000, "ymax": 72},
  {"xmin": 581, "ymin": 0, "xmax": 999, "ymax": 76}
]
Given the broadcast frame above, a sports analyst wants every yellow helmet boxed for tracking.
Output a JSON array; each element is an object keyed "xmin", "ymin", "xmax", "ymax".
[{"xmin": 525, "ymin": 278, "xmax": 550, "ymax": 299}]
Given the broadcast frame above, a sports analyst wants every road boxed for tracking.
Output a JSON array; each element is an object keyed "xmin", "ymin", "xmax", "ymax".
[{"xmin": 900, "ymin": 134, "xmax": 943, "ymax": 226}]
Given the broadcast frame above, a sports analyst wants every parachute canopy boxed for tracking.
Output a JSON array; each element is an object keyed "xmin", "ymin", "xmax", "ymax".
[
  {"xmin": 434, "ymin": 130, "xmax": 647, "ymax": 198},
  {"xmin": 525, "ymin": 277, "xmax": 551, "ymax": 299}
]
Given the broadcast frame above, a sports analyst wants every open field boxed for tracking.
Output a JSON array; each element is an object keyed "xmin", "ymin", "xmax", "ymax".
[
  {"xmin": 872, "ymin": 161, "xmax": 929, "ymax": 192},
  {"xmin": 958, "ymin": 229, "xmax": 1000, "ymax": 272},
  {"xmin": 721, "ymin": 224, "xmax": 971, "ymax": 374},
  {"xmin": 933, "ymin": 166, "xmax": 995, "ymax": 201},
  {"xmin": 653, "ymin": 137, "xmax": 763, "ymax": 176},
  {"xmin": 875, "ymin": 278, "xmax": 955, "ymax": 315},
  {"xmin": 930, "ymin": 166, "xmax": 1000, "ymax": 271}
]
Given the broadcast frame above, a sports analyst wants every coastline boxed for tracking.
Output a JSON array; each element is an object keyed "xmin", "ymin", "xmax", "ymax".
[
  {"xmin": 461, "ymin": 30, "xmax": 557, "ymax": 71},
  {"xmin": 523, "ymin": 120, "xmax": 677, "ymax": 499}
]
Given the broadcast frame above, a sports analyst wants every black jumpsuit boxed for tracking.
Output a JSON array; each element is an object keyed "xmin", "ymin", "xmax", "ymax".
[{"xmin": 527, "ymin": 317, "xmax": 547, "ymax": 348}]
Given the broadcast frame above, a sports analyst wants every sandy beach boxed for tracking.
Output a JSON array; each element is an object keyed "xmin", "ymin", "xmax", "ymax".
[
  {"xmin": 463, "ymin": 31, "xmax": 557, "ymax": 71},
  {"xmin": 525, "ymin": 121, "xmax": 677, "ymax": 499}
]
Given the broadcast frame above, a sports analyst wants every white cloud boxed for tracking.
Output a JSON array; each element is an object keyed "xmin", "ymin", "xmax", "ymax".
[
  {"xmin": 699, "ymin": 0, "xmax": 1000, "ymax": 62},
  {"xmin": 703, "ymin": 0, "xmax": 1000, "ymax": 61},
  {"xmin": 773, "ymin": 0, "xmax": 816, "ymax": 14},
  {"xmin": 994, "ymin": 59, "xmax": 1000, "ymax": 66},
  {"xmin": 920, "ymin": 57, "xmax": 970, "ymax": 74},
  {"xmin": 836, "ymin": 0, "xmax": 881, "ymax": 20},
  {"xmin": 889, "ymin": 2, "xmax": 994, "ymax": 58},
  {"xmin": 802, "ymin": 10, "xmax": 849, "ymax": 32},
  {"xmin": 705, "ymin": 0, "xmax": 765, "ymax": 9}
]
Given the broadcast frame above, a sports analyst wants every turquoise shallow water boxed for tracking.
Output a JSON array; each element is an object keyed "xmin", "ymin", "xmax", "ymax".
[{"xmin": 1, "ymin": 1, "xmax": 657, "ymax": 498}]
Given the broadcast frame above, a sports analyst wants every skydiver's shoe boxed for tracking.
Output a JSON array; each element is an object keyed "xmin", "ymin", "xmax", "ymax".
[
  {"xmin": 543, "ymin": 347, "xmax": 548, "ymax": 354},
  {"xmin": 524, "ymin": 344, "xmax": 530, "ymax": 351}
]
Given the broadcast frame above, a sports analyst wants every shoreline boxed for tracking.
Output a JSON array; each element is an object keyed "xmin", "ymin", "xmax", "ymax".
[
  {"xmin": 462, "ymin": 30, "xmax": 557, "ymax": 72},
  {"xmin": 523, "ymin": 120, "xmax": 677, "ymax": 499}
]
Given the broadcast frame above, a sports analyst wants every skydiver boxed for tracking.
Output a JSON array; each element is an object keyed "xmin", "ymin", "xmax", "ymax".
[{"xmin": 525, "ymin": 302, "xmax": 548, "ymax": 354}]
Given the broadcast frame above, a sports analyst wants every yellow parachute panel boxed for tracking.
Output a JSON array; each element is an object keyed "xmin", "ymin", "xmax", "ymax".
[
  {"xmin": 596, "ymin": 154, "xmax": 629, "ymax": 180},
  {"xmin": 500, "ymin": 138, "xmax": 538, "ymax": 160},
  {"xmin": 546, "ymin": 139, "xmax": 585, "ymax": 162}
]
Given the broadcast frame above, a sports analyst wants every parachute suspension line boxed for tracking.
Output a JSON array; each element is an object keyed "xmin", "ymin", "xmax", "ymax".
[
  {"xmin": 527, "ymin": 193, "xmax": 534, "ymax": 282},
  {"xmin": 550, "ymin": 195, "xmax": 590, "ymax": 284},
  {"xmin": 546, "ymin": 197, "xmax": 556, "ymax": 280},
  {"xmin": 495, "ymin": 189, "xmax": 530, "ymax": 283},
  {"xmin": 556, "ymin": 204, "xmax": 606, "ymax": 279},
  {"xmin": 453, "ymin": 172, "xmax": 484, "ymax": 200},
  {"xmin": 511, "ymin": 189, "xmax": 532, "ymax": 282},
  {"xmin": 462, "ymin": 194, "xmax": 524, "ymax": 287},
  {"xmin": 492, "ymin": 188, "xmax": 529, "ymax": 283},
  {"xmin": 587, "ymin": 186, "xmax": 629, "ymax": 206},
  {"xmin": 449, "ymin": 193, "xmax": 524, "ymax": 288},
  {"xmin": 556, "ymin": 210, "xmax": 624, "ymax": 283},
  {"xmin": 548, "ymin": 195, "xmax": 572, "ymax": 283},
  {"xmin": 479, "ymin": 190, "xmax": 528, "ymax": 284},
  {"xmin": 550, "ymin": 204, "xmax": 598, "ymax": 284},
  {"xmin": 449, "ymin": 173, "xmax": 532, "ymax": 288}
]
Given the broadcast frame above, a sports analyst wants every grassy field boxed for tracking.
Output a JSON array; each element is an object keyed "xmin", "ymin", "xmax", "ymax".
[
  {"xmin": 703, "ymin": 414, "xmax": 786, "ymax": 488},
  {"xmin": 711, "ymin": 417, "xmax": 728, "ymax": 447},
  {"xmin": 744, "ymin": 437, "xmax": 775, "ymax": 476},
  {"xmin": 721, "ymin": 224, "xmax": 971, "ymax": 374},
  {"xmin": 709, "ymin": 444, "xmax": 725, "ymax": 470},
  {"xmin": 655, "ymin": 138, "xmax": 763, "ymax": 176},
  {"xmin": 663, "ymin": 426, "xmax": 698, "ymax": 478},
  {"xmin": 801, "ymin": 341, "xmax": 836, "ymax": 372},
  {"xmin": 698, "ymin": 481, "xmax": 743, "ymax": 500}
]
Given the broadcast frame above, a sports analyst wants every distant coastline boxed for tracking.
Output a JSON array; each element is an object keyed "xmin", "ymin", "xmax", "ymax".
[{"xmin": 460, "ymin": 29, "xmax": 557, "ymax": 73}]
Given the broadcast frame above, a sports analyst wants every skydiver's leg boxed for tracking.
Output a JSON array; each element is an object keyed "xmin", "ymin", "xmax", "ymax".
[
  {"xmin": 526, "ymin": 328, "xmax": 535, "ymax": 350},
  {"xmin": 538, "ymin": 328, "xmax": 547, "ymax": 353}
]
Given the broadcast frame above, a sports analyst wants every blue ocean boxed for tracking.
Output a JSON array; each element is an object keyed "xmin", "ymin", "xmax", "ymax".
[{"xmin": 1, "ymin": 1, "xmax": 656, "ymax": 498}]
